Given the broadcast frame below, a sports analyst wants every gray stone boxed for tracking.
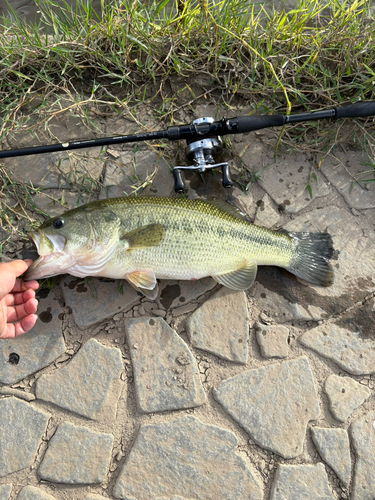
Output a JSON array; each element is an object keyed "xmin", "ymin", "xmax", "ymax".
[
  {"xmin": 255, "ymin": 323, "xmax": 289, "ymax": 358},
  {"xmin": 320, "ymin": 150, "xmax": 375, "ymax": 209},
  {"xmin": 2, "ymin": 145, "xmax": 103, "ymax": 190},
  {"xmin": 126, "ymin": 317, "xmax": 206, "ymax": 413},
  {"xmin": 61, "ymin": 276, "xmax": 138, "ymax": 328},
  {"xmin": 213, "ymin": 356, "xmax": 320, "ymax": 458},
  {"xmin": 270, "ymin": 463, "xmax": 335, "ymax": 500},
  {"xmin": 31, "ymin": 189, "xmax": 90, "ymax": 218},
  {"xmin": 0, "ymin": 397, "xmax": 50, "ymax": 477},
  {"xmin": 153, "ymin": 497, "xmax": 195, "ymax": 500},
  {"xmin": 0, "ymin": 295, "xmax": 65, "ymax": 384},
  {"xmin": 159, "ymin": 277, "xmax": 216, "ymax": 310},
  {"xmin": 284, "ymin": 207, "xmax": 375, "ymax": 315},
  {"xmin": 185, "ymin": 287, "xmax": 249, "ymax": 363},
  {"xmin": 100, "ymin": 150, "xmax": 174, "ymax": 198},
  {"xmin": 231, "ymin": 187, "xmax": 255, "ymax": 219},
  {"xmin": 0, "ymin": 387, "xmax": 35, "ymax": 402},
  {"xmin": 17, "ymin": 486, "xmax": 57, "ymax": 500},
  {"xmin": 113, "ymin": 415, "xmax": 263, "ymax": 500},
  {"xmin": 253, "ymin": 193, "xmax": 280, "ymax": 227},
  {"xmin": 36, "ymin": 339, "xmax": 123, "ymax": 420},
  {"xmin": 0, "ymin": 484, "xmax": 12, "ymax": 499},
  {"xmin": 248, "ymin": 282, "xmax": 326, "ymax": 323},
  {"xmin": 324, "ymin": 374, "xmax": 371, "ymax": 422},
  {"xmin": 350, "ymin": 411, "xmax": 375, "ymax": 500},
  {"xmin": 310, "ymin": 427, "xmax": 351, "ymax": 486},
  {"xmin": 39, "ymin": 422, "xmax": 113, "ymax": 484},
  {"xmin": 257, "ymin": 153, "xmax": 329, "ymax": 213},
  {"xmin": 84, "ymin": 495, "xmax": 110, "ymax": 500},
  {"xmin": 299, "ymin": 324, "xmax": 375, "ymax": 375}
]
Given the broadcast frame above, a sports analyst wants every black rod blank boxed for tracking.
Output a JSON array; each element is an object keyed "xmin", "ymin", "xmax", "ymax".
[{"xmin": 1, "ymin": 101, "xmax": 374, "ymax": 159}]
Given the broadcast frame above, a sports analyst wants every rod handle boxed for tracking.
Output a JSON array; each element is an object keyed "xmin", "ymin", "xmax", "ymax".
[
  {"xmin": 335, "ymin": 101, "xmax": 375, "ymax": 118},
  {"xmin": 234, "ymin": 114, "xmax": 285, "ymax": 134}
]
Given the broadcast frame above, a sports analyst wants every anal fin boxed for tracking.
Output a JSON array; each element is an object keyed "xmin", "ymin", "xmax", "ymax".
[
  {"xmin": 213, "ymin": 261, "xmax": 258, "ymax": 290},
  {"xmin": 126, "ymin": 269, "xmax": 159, "ymax": 300}
]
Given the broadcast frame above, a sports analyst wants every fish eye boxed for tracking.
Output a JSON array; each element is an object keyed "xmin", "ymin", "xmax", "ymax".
[{"xmin": 52, "ymin": 218, "xmax": 64, "ymax": 229}]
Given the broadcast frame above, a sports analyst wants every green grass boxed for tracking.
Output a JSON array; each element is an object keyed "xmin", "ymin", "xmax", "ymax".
[{"xmin": 0, "ymin": 0, "xmax": 375, "ymax": 255}]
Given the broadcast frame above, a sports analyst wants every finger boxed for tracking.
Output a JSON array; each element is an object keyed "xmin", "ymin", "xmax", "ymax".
[
  {"xmin": 0, "ymin": 314, "xmax": 38, "ymax": 338},
  {"xmin": 0, "ymin": 260, "xmax": 28, "ymax": 278},
  {"xmin": 6, "ymin": 298, "xmax": 39, "ymax": 323},
  {"xmin": 5, "ymin": 289, "xmax": 36, "ymax": 307},
  {"xmin": 11, "ymin": 278, "xmax": 39, "ymax": 293}
]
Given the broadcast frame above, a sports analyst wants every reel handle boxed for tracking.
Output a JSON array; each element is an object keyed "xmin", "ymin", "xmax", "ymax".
[{"xmin": 173, "ymin": 168, "xmax": 186, "ymax": 193}]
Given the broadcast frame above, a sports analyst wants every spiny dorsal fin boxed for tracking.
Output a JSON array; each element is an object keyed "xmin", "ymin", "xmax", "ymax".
[
  {"xmin": 120, "ymin": 224, "xmax": 164, "ymax": 249},
  {"xmin": 213, "ymin": 261, "xmax": 258, "ymax": 290},
  {"xmin": 205, "ymin": 199, "xmax": 246, "ymax": 219}
]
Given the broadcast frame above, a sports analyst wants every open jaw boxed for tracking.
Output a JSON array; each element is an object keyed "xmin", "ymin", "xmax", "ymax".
[{"xmin": 24, "ymin": 231, "xmax": 75, "ymax": 280}]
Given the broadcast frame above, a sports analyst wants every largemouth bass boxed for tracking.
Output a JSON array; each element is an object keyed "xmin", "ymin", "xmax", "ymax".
[{"xmin": 24, "ymin": 196, "xmax": 334, "ymax": 298}]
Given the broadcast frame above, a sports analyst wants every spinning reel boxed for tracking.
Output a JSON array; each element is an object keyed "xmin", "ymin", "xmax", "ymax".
[{"xmin": 1, "ymin": 101, "xmax": 375, "ymax": 193}]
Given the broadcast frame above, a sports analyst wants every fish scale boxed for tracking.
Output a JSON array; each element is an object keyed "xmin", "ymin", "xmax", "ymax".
[{"xmin": 102, "ymin": 199, "xmax": 288, "ymax": 278}]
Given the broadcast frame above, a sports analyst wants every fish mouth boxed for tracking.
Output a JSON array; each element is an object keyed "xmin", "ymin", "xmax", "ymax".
[{"xmin": 24, "ymin": 230, "xmax": 73, "ymax": 281}]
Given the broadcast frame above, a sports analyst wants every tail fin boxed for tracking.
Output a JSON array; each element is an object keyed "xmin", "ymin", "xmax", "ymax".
[{"xmin": 287, "ymin": 232, "xmax": 334, "ymax": 287}]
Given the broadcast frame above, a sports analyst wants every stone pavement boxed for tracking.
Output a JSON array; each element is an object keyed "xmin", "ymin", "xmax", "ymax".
[{"xmin": 0, "ymin": 107, "xmax": 375, "ymax": 500}]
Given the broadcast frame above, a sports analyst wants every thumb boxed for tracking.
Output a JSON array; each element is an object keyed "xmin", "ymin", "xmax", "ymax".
[{"xmin": 0, "ymin": 260, "xmax": 29, "ymax": 299}]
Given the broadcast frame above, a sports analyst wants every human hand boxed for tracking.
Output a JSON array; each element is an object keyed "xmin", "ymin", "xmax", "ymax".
[{"xmin": 0, "ymin": 259, "xmax": 39, "ymax": 339}]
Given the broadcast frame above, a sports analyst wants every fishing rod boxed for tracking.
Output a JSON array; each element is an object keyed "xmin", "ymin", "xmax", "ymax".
[{"xmin": 1, "ymin": 101, "xmax": 375, "ymax": 193}]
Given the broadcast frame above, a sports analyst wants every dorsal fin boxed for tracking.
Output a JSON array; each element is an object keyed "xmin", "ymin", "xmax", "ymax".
[{"xmin": 205, "ymin": 199, "xmax": 246, "ymax": 219}]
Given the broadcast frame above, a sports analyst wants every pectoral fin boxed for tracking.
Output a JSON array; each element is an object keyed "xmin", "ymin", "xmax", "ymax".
[
  {"xmin": 126, "ymin": 269, "xmax": 159, "ymax": 300},
  {"xmin": 213, "ymin": 261, "xmax": 258, "ymax": 290},
  {"xmin": 120, "ymin": 224, "xmax": 164, "ymax": 249}
]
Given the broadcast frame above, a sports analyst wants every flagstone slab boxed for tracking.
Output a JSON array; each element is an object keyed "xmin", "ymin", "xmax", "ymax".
[
  {"xmin": 0, "ymin": 295, "xmax": 65, "ymax": 384},
  {"xmin": 310, "ymin": 427, "xmax": 351, "ymax": 486},
  {"xmin": 256, "ymin": 153, "xmax": 329, "ymax": 214},
  {"xmin": 84, "ymin": 495, "xmax": 110, "ymax": 500},
  {"xmin": 324, "ymin": 374, "xmax": 371, "ymax": 422},
  {"xmin": 255, "ymin": 323, "xmax": 289, "ymax": 358},
  {"xmin": 350, "ymin": 411, "xmax": 375, "ymax": 500},
  {"xmin": 299, "ymin": 324, "xmax": 375, "ymax": 375},
  {"xmin": 320, "ymin": 150, "xmax": 375, "ymax": 209},
  {"xmin": 185, "ymin": 287, "xmax": 249, "ymax": 363},
  {"xmin": 248, "ymin": 282, "xmax": 326, "ymax": 323},
  {"xmin": 213, "ymin": 357, "xmax": 320, "ymax": 458},
  {"xmin": 159, "ymin": 278, "xmax": 216, "ymax": 310},
  {"xmin": 36, "ymin": 339, "xmax": 123, "ymax": 420},
  {"xmin": 126, "ymin": 317, "xmax": 206, "ymax": 413},
  {"xmin": 17, "ymin": 486, "xmax": 57, "ymax": 500},
  {"xmin": 270, "ymin": 463, "xmax": 335, "ymax": 500},
  {"xmin": 113, "ymin": 415, "xmax": 263, "ymax": 500},
  {"xmin": 39, "ymin": 422, "xmax": 113, "ymax": 484},
  {"xmin": 253, "ymin": 193, "xmax": 281, "ymax": 228},
  {"xmin": 0, "ymin": 484, "xmax": 12, "ymax": 499},
  {"xmin": 2, "ymin": 147, "xmax": 103, "ymax": 190},
  {"xmin": 100, "ymin": 150, "xmax": 174, "ymax": 198},
  {"xmin": 61, "ymin": 276, "xmax": 138, "ymax": 328},
  {"xmin": 152, "ymin": 497, "xmax": 195, "ymax": 500},
  {"xmin": 0, "ymin": 397, "xmax": 50, "ymax": 477}
]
